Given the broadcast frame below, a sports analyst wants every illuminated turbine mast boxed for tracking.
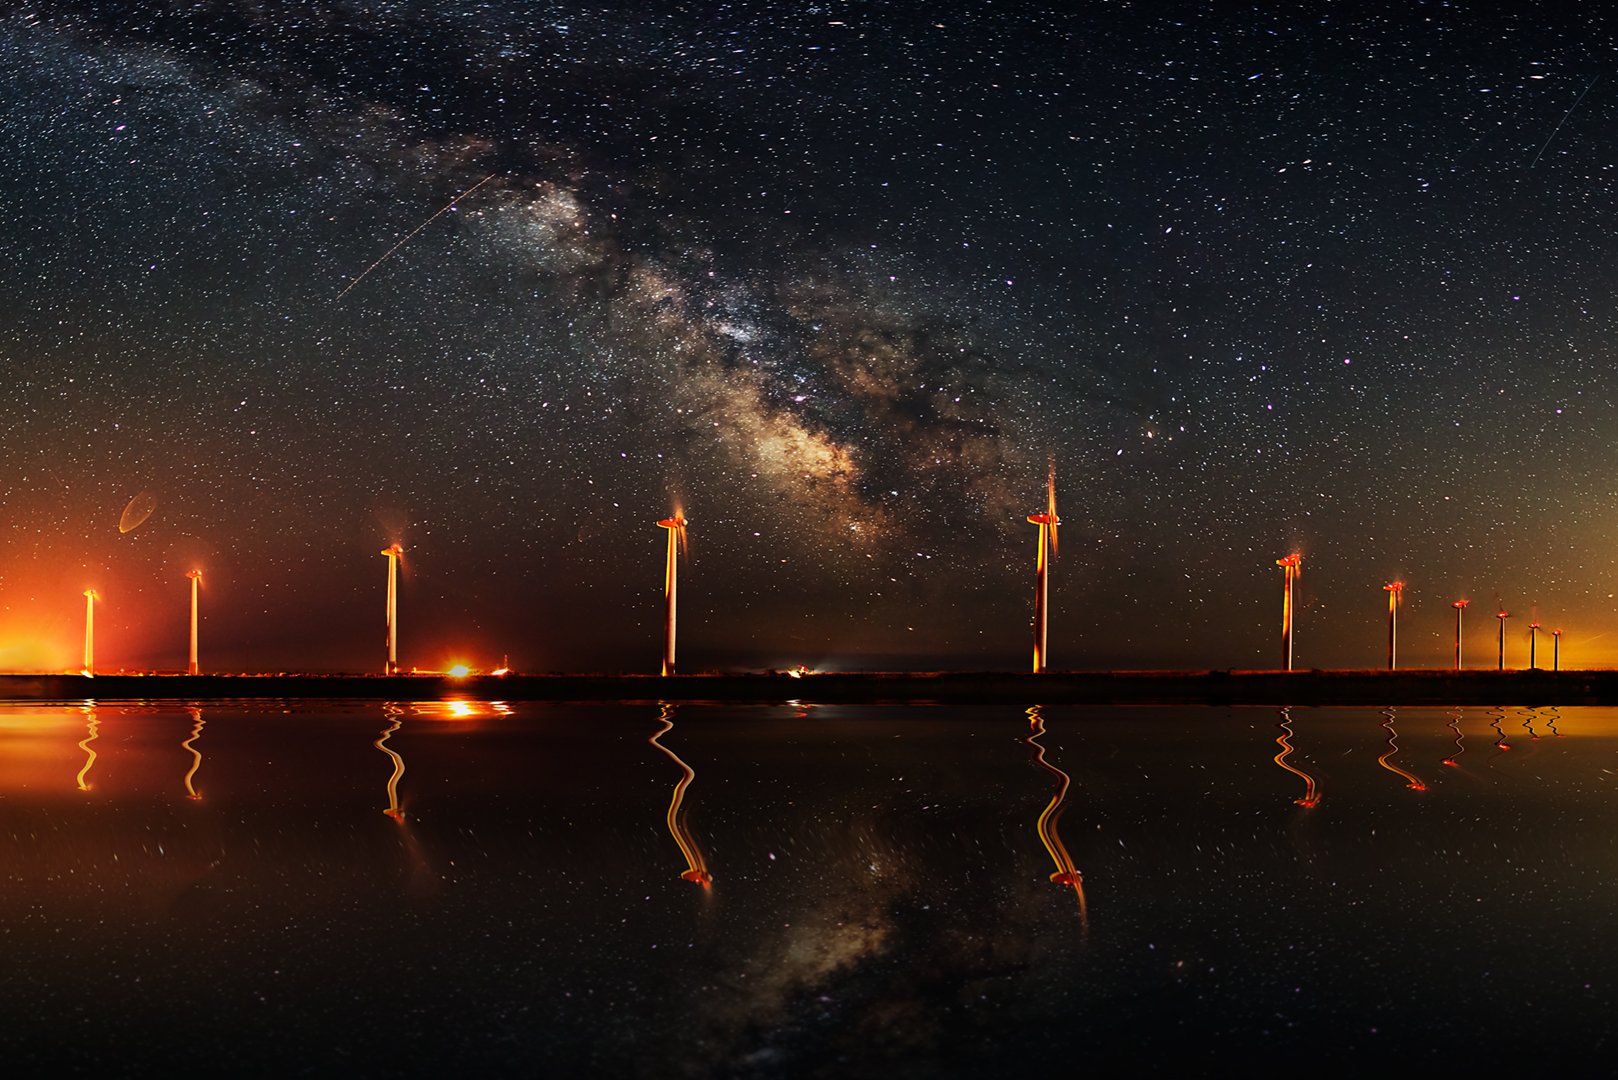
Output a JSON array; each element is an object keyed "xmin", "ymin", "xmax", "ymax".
[
  {"xmin": 1277, "ymin": 554, "xmax": 1302, "ymax": 671},
  {"xmin": 1027, "ymin": 467, "xmax": 1060, "ymax": 674},
  {"xmin": 1452, "ymin": 600, "xmax": 1468, "ymax": 671},
  {"xmin": 1496, "ymin": 609, "xmax": 1510, "ymax": 671},
  {"xmin": 1553, "ymin": 628, "xmax": 1563, "ymax": 672},
  {"xmin": 1383, "ymin": 581, "xmax": 1405, "ymax": 671},
  {"xmin": 82, "ymin": 589, "xmax": 98, "ymax": 676},
  {"xmin": 657, "ymin": 511, "xmax": 688, "ymax": 677},
  {"xmin": 186, "ymin": 570, "xmax": 203, "ymax": 676},
  {"xmin": 1528, "ymin": 621, "xmax": 1541, "ymax": 669},
  {"xmin": 381, "ymin": 544, "xmax": 403, "ymax": 676}
]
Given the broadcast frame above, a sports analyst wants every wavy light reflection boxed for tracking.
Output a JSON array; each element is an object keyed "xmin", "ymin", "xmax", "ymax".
[
  {"xmin": 1272, "ymin": 707, "xmax": 1321, "ymax": 807},
  {"xmin": 648, "ymin": 703, "xmax": 711, "ymax": 886},
  {"xmin": 75, "ymin": 711, "xmax": 99, "ymax": 792},
  {"xmin": 1024, "ymin": 706, "xmax": 1088, "ymax": 929},
  {"xmin": 375, "ymin": 711, "xmax": 407, "ymax": 822},
  {"xmin": 181, "ymin": 707, "xmax": 205, "ymax": 800},
  {"xmin": 1442, "ymin": 708, "xmax": 1465, "ymax": 768},
  {"xmin": 1377, "ymin": 708, "xmax": 1426, "ymax": 791}
]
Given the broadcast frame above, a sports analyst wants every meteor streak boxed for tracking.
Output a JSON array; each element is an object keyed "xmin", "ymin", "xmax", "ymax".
[{"xmin": 336, "ymin": 174, "xmax": 498, "ymax": 300}]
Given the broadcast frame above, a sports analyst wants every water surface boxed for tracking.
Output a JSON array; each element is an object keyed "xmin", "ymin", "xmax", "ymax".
[{"xmin": 1, "ymin": 701, "xmax": 1613, "ymax": 1074}]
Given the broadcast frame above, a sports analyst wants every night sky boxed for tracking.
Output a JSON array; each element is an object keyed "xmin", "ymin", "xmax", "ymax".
[{"xmin": 5, "ymin": 3, "xmax": 1618, "ymax": 674}]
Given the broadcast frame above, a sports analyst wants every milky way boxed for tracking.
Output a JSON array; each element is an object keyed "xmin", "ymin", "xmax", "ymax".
[{"xmin": 3, "ymin": 4, "xmax": 1618, "ymax": 672}]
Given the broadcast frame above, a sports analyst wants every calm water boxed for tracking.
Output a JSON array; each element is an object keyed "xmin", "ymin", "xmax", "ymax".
[{"xmin": 1, "ymin": 700, "xmax": 1614, "ymax": 1074}]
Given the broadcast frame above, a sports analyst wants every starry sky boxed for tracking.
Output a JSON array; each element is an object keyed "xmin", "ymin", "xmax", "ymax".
[{"xmin": 4, "ymin": 2, "xmax": 1618, "ymax": 674}]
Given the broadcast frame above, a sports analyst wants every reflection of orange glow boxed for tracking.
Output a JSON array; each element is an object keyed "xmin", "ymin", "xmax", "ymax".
[
  {"xmin": 648, "ymin": 703, "xmax": 711, "ymax": 886},
  {"xmin": 1024, "ymin": 706, "xmax": 1088, "ymax": 930},
  {"xmin": 181, "ymin": 707, "xmax": 204, "ymax": 799},
  {"xmin": 75, "ymin": 711, "xmax": 99, "ymax": 791},
  {"xmin": 1273, "ymin": 707, "xmax": 1320, "ymax": 807},
  {"xmin": 404, "ymin": 699, "xmax": 512, "ymax": 721},
  {"xmin": 374, "ymin": 713, "xmax": 406, "ymax": 821},
  {"xmin": 1377, "ymin": 708, "xmax": 1426, "ymax": 791}
]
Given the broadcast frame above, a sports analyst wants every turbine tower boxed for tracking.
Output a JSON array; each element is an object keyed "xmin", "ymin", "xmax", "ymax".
[
  {"xmin": 1496, "ymin": 609, "xmax": 1510, "ymax": 671},
  {"xmin": 1277, "ymin": 554, "xmax": 1302, "ymax": 671},
  {"xmin": 380, "ymin": 544, "xmax": 403, "ymax": 675},
  {"xmin": 1027, "ymin": 466, "xmax": 1060, "ymax": 674},
  {"xmin": 656, "ymin": 510, "xmax": 688, "ymax": 676},
  {"xmin": 1528, "ymin": 621, "xmax": 1541, "ymax": 669},
  {"xmin": 1553, "ymin": 628, "xmax": 1563, "ymax": 672},
  {"xmin": 186, "ymin": 570, "xmax": 203, "ymax": 676},
  {"xmin": 1452, "ymin": 600, "xmax": 1468, "ymax": 670},
  {"xmin": 82, "ymin": 589, "xmax": 98, "ymax": 676},
  {"xmin": 1383, "ymin": 581, "xmax": 1405, "ymax": 670}
]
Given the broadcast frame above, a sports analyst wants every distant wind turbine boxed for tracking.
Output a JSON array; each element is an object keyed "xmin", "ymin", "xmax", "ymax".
[
  {"xmin": 1027, "ymin": 466, "xmax": 1060, "ymax": 674},
  {"xmin": 1452, "ymin": 600, "xmax": 1468, "ymax": 670},
  {"xmin": 82, "ymin": 589, "xmax": 98, "ymax": 676},
  {"xmin": 1384, "ymin": 582, "xmax": 1405, "ymax": 670},
  {"xmin": 657, "ymin": 510, "xmax": 688, "ymax": 676},
  {"xmin": 1277, "ymin": 554, "xmax": 1302, "ymax": 671},
  {"xmin": 186, "ymin": 570, "xmax": 203, "ymax": 676},
  {"xmin": 381, "ymin": 544, "xmax": 403, "ymax": 675}
]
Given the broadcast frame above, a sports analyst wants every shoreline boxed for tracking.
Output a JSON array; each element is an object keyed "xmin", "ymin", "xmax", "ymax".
[{"xmin": 0, "ymin": 669, "xmax": 1614, "ymax": 705}]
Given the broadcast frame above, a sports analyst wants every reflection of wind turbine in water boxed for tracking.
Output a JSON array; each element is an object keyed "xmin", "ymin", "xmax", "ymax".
[
  {"xmin": 374, "ymin": 710, "xmax": 406, "ymax": 821},
  {"xmin": 1488, "ymin": 706, "xmax": 1511, "ymax": 756},
  {"xmin": 1024, "ymin": 706, "xmax": 1088, "ymax": 928},
  {"xmin": 1027, "ymin": 466, "xmax": 1060, "ymax": 673},
  {"xmin": 181, "ymin": 707, "xmax": 205, "ymax": 799},
  {"xmin": 1272, "ymin": 707, "xmax": 1321, "ymax": 807},
  {"xmin": 1521, "ymin": 707, "xmax": 1541, "ymax": 742},
  {"xmin": 1546, "ymin": 705, "xmax": 1564, "ymax": 739},
  {"xmin": 76, "ymin": 710, "xmax": 99, "ymax": 791},
  {"xmin": 1377, "ymin": 708, "xmax": 1426, "ymax": 791},
  {"xmin": 1442, "ymin": 707, "xmax": 1465, "ymax": 767},
  {"xmin": 656, "ymin": 510, "xmax": 688, "ymax": 677},
  {"xmin": 648, "ymin": 703, "xmax": 711, "ymax": 885}
]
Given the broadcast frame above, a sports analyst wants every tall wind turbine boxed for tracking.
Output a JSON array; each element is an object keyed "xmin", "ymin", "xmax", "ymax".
[
  {"xmin": 82, "ymin": 589, "xmax": 98, "ymax": 676},
  {"xmin": 1452, "ymin": 600, "xmax": 1468, "ymax": 670},
  {"xmin": 186, "ymin": 570, "xmax": 203, "ymax": 676},
  {"xmin": 381, "ymin": 544, "xmax": 403, "ymax": 675},
  {"xmin": 657, "ymin": 510, "xmax": 688, "ymax": 676},
  {"xmin": 1277, "ymin": 554, "xmax": 1302, "ymax": 670},
  {"xmin": 1027, "ymin": 466, "xmax": 1060, "ymax": 674},
  {"xmin": 1383, "ymin": 581, "xmax": 1405, "ymax": 670},
  {"xmin": 1496, "ymin": 608, "xmax": 1510, "ymax": 671},
  {"xmin": 1528, "ymin": 621, "xmax": 1541, "ymax": 669},
  {"xmin": 1553, "ymin": 628, "xmax": 1563, "ymax": 672}
]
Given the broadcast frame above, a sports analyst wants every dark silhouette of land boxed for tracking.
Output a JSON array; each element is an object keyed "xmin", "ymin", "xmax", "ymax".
[{"xmin": 1, "ymin": 669, "xmax": 1616, "ymax": 705}]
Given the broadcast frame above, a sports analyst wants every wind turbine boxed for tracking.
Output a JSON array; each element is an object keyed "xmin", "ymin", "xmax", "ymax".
[
  {"xmin": 1496, "ymin": 608, "xmax": 1510, "ymax": 671},
  {"xmin": 1452, "ymin": 600, "xmax": 1468, "ymax": 670},
  {"xmin": 1277, "ymin": 554, "xmax": 1302, "ymax": 671},
  {"xmin": 1528, "ymin": 621, "xmax": 1541, "ymax": 669},
  {"xmin": 186, "ymin": 570, "xmax": 203, "ymax": 676},
  {"xmin": 82, "ymin": 589, "xmax": 98, "ymax": 676},
  {"xmin": 1383, "ymin": 582, "xmax": 1405, "ymax": 670},
  {"xmin": 381, "ymin": 544, "xmax": 403, "ymax": 675},
  {"xmin": 657, "ymin": 510, "xmax": 688, "ymax": 676},
  {"xmin": 1027, "ymin": 466, "xmax": 1060, "ymax": 674},
  {"xmin": 1553, "ymin": 628, "xmax": 1563, "ymax": 671}
]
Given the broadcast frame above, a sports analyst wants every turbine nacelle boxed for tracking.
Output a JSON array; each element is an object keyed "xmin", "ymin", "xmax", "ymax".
[{"xmin": 380, "ymin": 544, "xmax": 403, "ymax": 559}]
